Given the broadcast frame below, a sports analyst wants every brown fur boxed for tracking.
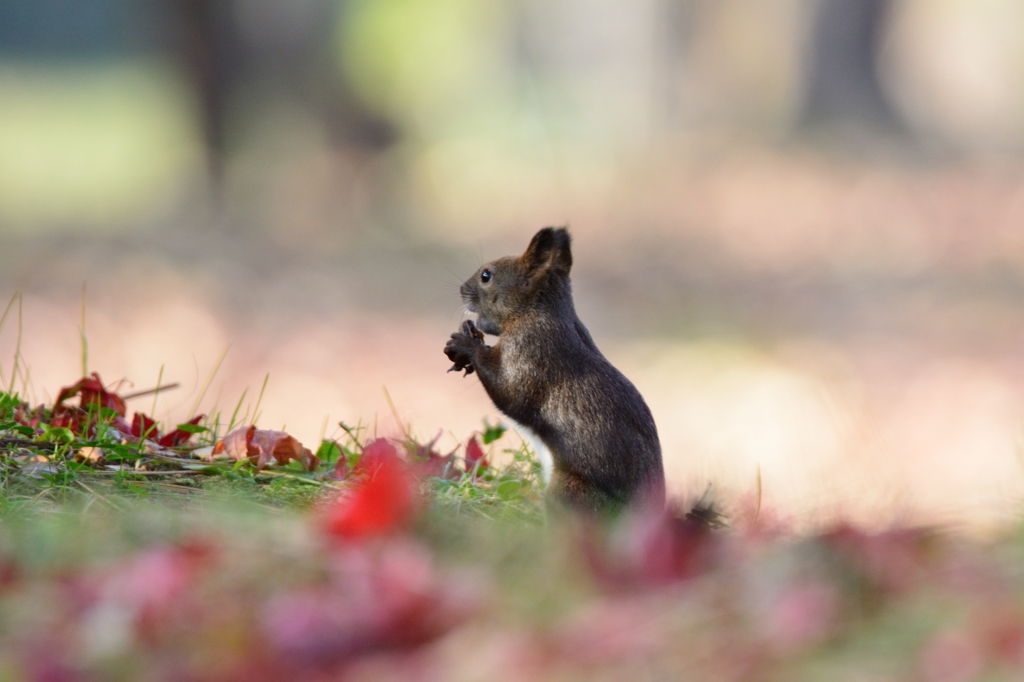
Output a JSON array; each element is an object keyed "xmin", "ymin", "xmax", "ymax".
[{"xmin": 445, "ymin": 228, "xmax": 665, "ymax": 513}]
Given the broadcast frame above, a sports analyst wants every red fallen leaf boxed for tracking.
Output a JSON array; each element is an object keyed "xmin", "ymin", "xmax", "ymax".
[
  {"xmin": 252, "ymin": 429, "xmax": 318, "ymax": 470},
  {"xmin": 158, "ymin": 415, "xmax": 204, "ymax": 447},
  {"xmin": 49, "ymin": 411, "xmax": 80, "ymax": 432},
  {"xmin": 54, "ymin": 372, "xmax": 126, "ymax": 417},
  {"xmin": 131, "ymin": 413, "xmax": 159, "ymax": 440},
  {"xmin": 214, "ymin": 425, "xmax": 253, "ymax": 460},
  {"xmin": 212, "ymin": 426, "xmax": 319, "ymax": 471},
  {"xmin": 464, "ymin": 436, "xmax": 488, "ymax": 473},
  {"xmin": 322, "ymin": 439, "xmax": 419, "ymax": 540},
  {"xmin": 13, "ymin": 403, "xmax": 44, "ymax": 430},
  {"xmin": 405, "ymin": 431, "xmax": 459, "ymax": 480},
  {"xmin": 359, "ymin": 437, "xmax": 401, "ymax": 463},
  {"xmin": 129, "ymin": 413, "xmax": 203, "ymax": 448}
]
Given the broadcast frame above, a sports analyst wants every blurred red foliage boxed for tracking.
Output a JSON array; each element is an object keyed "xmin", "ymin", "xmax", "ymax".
[
  {"xmin": 322, "ymin": 439, "xmax": 419, "ymax": 540},
  {"xmin": 263, "ymin": 541, "xmax": 478, "ymax": 673},
  {"xmin": 582, "ymin": 505, "xmax": 720, "ymax": 591}
]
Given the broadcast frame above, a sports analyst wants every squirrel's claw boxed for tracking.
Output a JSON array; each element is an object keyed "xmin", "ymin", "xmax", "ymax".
[
  {"xmin": 445, "ymin": 328, "xmax": 481, "ymax": 377},
  {"xmin": 447, "ymin": 363, "xmax": 475, "ymax": 376}
]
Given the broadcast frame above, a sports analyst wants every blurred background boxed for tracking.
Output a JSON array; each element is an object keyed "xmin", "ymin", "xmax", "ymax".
[{"xmin": 4, "ymin": 0, "xmax": 1024, "ymax": 530}]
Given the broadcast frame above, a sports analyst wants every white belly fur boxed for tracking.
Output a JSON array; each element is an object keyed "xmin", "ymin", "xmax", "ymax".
[{"xmin": 509, "ymin": 420, "xmax": 553, "ymax": 485}]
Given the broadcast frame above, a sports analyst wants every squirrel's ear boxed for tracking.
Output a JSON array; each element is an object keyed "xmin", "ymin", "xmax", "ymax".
[{"xmin": 522, "ymin": 227, "xmax": 572, "ymax": 275}]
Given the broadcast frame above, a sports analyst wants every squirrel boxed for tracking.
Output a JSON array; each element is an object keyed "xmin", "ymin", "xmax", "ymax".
[{"xmin": 444, "ymin": 227, "xmax": 666, "ymax": 512}]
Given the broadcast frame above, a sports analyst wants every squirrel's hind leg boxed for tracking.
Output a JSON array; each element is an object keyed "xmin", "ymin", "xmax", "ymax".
[{"xmin": 546, "ymin": 471, "xmax": 623, "ymax": 516}]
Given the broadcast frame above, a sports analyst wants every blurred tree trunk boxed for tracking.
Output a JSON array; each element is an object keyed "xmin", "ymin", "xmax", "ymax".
[
  {"xmin": 175, "ymin": 0, "xmax": 238, "ymax": 184},
  {"xmin": 799, "ymin": 0, "xmax": 903, "ymax": 134},
  {"xmin": 170, "ymin": 0, "xmax": 396, "ymax": 188}
]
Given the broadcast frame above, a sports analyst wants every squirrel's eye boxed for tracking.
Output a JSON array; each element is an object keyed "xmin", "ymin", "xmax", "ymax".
[{"xmin": 480, "ymin": 269, "xmax": 493, "ymax": 283}]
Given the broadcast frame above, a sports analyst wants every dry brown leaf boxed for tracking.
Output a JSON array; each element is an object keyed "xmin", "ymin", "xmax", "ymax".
[{"xmin": 213, "ymin": 426, "xmax": 319, "ymax": 472}]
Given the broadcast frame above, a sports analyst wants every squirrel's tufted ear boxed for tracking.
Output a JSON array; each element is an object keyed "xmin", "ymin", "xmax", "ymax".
[{"xmin": 522, "ymin": 227, "xmax": 572, "ymax": 275}]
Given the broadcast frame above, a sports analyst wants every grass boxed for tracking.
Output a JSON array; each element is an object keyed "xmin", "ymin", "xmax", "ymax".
[
  {"xmin": 7, "ymin": 312, "xmax": 1024, "ymax": 680},
  {"xmin": 0, "ymin": 375, "xmax": 543, "ymax": 521},
  {"xmin": 0, "ymin": 285, "xmax": 536, "ymax": 516}
]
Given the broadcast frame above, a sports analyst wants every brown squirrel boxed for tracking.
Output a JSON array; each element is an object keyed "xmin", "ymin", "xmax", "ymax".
[{"xmin": 444, "ymin": 227, "xmax": 666, "ymax": 512}]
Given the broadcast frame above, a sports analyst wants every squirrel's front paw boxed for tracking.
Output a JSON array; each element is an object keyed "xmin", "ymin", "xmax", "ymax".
[
  {"xmin": 445, "ymin": 320, "xmax": 485, "ymax": 376},
  {"xmin": 461, "ymin": 319, "xmax": 485, "ymax": 342}
]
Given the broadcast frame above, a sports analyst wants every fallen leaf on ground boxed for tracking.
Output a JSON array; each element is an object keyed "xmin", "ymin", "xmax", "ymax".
[
  {"xmin": 131, "ymin": 413, "xmax": 159, "ymax": 440},
  {"xmin": 212, "ymin": 426, "xmax": 319, "ymax": 471},
  {"xmin": 465, "ymin": 436, "xmax": 487, "ymax": 474},
  {"xmin": 406, "ymin": 431, "xmax": 458, "ymax": 480},
  {"xmin": 55, "ymin": 373, "xmax": 127, "ymax": 417},
  {"xmin": 158, "ymin": 415, "xmax": 204, "ymax": 448}
]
